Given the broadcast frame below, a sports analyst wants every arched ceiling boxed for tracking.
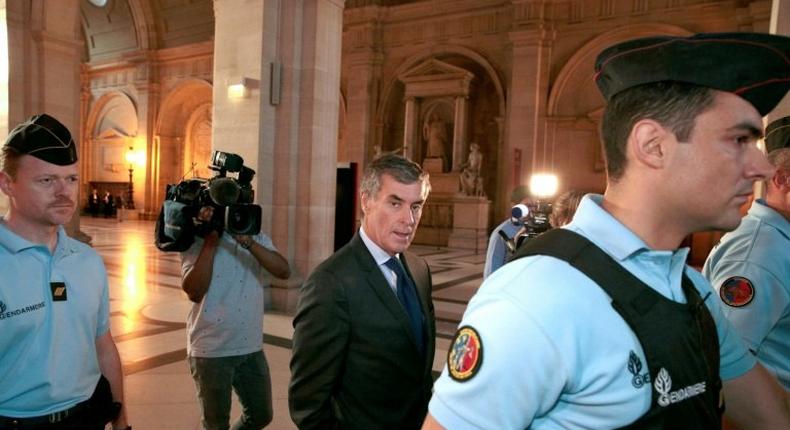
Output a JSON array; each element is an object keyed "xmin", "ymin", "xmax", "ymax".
[{"xmin": 80, "ymin": 0, "xmax": 214, "ymax": 63}]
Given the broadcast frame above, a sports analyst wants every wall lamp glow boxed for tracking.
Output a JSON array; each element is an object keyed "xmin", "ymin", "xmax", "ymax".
[{"xmin": 227, "ymin": 77, "xmax": 260, "ymax": 99}]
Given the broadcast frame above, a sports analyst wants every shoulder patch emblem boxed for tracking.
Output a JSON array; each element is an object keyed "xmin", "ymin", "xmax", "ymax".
[
  {"xmin": 719, "ymin": 276, "xmax": 754, "ymax": 307},
  {"xmin": 448, "ymin": 326, "xmax": 483, "ymax": 382}
]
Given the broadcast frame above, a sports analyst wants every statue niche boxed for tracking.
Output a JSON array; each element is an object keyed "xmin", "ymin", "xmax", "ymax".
[{"xmin": 421, "ymin": 110, "xmax": 451, "ymax": 172}]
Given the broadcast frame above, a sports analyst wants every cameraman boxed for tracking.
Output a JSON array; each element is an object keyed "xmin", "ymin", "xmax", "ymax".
[
  {"xmin": 181, "ymin": 205, "xmax": 290, "ymax": 430},
  {"xmin": 482, "ymin": 186, "xmax": 530, "ymax": 279}
]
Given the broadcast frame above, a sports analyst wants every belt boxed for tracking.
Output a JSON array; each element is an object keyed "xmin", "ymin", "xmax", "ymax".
[{"xmin": 0, "ymin": 399, "xmax": 91, "ymax": 429}]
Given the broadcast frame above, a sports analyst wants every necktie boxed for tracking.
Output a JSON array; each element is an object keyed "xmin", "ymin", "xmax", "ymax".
[{"xmin": 385, "ymin": 257, "xmax": 425, "ymax": 354}]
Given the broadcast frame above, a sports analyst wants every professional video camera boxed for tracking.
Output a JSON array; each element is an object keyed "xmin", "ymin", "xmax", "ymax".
[
  {"xmin": 155, "ymin": 150, "xmax": 262, "ymax": 252},
  {"xmin": 498, "ymin": 201, "xmax": 553, "ymax": 254}
]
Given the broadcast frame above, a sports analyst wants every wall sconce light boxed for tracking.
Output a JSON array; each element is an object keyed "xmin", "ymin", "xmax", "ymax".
[{"xmin": 227, "ymin": 77, "xmax": 260, "ymax": 99}]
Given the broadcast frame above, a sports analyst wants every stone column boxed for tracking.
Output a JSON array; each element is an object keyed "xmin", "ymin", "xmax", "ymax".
[
  {"xmin": 403, "ymin": 96, "xmax": 418, "ymax": 159},
  {"xmin": 219, "ymin": 0, "xmax": 342, "ymax": 312},
  {"xmin": 4, "ymin": 1, "xmax": 84, "ymax": 237},
  {"xmin": 505, "ymin": 27, "xmax": 554, "ymax": 186},
  {"xmin": 452, "ymin": 95, "xmax": 468, "ymax": 171},
  {"xmin": 346, "ymin": 48, "xmax": 382, "ymax": 165},
  {"xmin": 767, "ymin": 0, "xmax": 790, "ymax": 122},
  {"xmin": 133, "ymin": 63, "xmax": 160, "ymax": 220}
]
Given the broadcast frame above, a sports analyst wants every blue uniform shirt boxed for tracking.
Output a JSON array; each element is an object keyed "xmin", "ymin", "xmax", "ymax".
[
  {"xmin": 0, "ymin": 223, "xmax": 109, "ymax": 417},
  {"xmin": 703, "ymin": 199, "xmax": 790, "ymax": 390},
  {"xmin": 483, "ymin": 219, "xmax": 521, "ymax": 279},
  {"xmin": 429, "ymin": 195, "xmax": 755, "ymax": 429}
]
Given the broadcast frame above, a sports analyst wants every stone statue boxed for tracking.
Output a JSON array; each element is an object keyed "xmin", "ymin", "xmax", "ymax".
[
  {"xmin": 422, "ymin": 112, "xmax": 447, "ymax": 160},
  {"xmin": 459, "ymin": 143, "xmax": 485, "ymax": 197}
]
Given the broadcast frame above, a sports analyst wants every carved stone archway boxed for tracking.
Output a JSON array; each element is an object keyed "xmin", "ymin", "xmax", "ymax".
[{"xmin": 154, "ymin": 79, "xmax": 213, "ymax": 206}]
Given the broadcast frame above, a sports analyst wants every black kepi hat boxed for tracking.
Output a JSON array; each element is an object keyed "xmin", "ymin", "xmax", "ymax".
[
  {"xmin": 595, "ymin": 33, "xmax": 790, "ymax": 116},
  {"xmin": 765, "ymin": 116, "xmax": 790, "ymax": 153},
  {"xmin": 4, "ymin": 113, "xmax": 78, "ymax": 165}
]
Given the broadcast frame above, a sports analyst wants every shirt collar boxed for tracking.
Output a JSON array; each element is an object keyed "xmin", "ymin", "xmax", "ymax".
[
  {"xmin": 0, "ymin": 221, "xmax": 71, "ymax": 256},
  {"xmin": 750, "ymin": 199, "xmax": 790, "ymax": 240},
  {"xmin": 565, "ymin": 194, "xmax": 650, "ymax": 261},
  {"xmin": 359, "ymin": 226, "xmax": 398, "ymax": 267},
  {"xmin": 566, "ymin": 194, "xmax": 689, "ymax": 263}
]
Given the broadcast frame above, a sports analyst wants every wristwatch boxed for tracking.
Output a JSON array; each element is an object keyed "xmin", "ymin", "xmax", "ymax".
[{"xmin": 240, "ymin": 238, "xmax": 252, "ymax": 249}]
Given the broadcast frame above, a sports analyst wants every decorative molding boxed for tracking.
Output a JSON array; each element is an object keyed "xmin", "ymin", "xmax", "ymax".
[{"xmin": 399, "ymin": 58, "xmax": 475, "ymax": 98}]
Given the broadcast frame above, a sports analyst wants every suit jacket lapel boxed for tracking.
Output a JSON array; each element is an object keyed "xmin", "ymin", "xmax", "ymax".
[
  {"xmin": 402, "ymin": 253, "xmax": 430, "ymax": 318},
  {"xmin": 402, "ymin": 252, "xmax": 435, "ymax": 374},
  {"xmin": 350, "ymin": 235, "xmax": 421, "ymax": 350}
]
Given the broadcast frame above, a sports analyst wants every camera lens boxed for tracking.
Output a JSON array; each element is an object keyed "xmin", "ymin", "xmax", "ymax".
[{"xmin": 225, "ymin": 205, "xmax": 262, "ymax": 236}]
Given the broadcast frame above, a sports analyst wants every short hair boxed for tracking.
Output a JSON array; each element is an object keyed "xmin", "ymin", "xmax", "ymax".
[
  {"xmin": 600, "ymin": 82, "xmax": 716, "ymax": 181},
  {"xmin": 360, "ymin": 153, "xmax": 431, "ymax": 200},
  {"xmin": 767, "ymin": 147, "xmax": 790, "ymax": 173},
  {"xmin": 549, "ymin": 190, "xmax": 586, "ymax": 227},
  {"xmin": 0, "ymin": 146, "xmax": 22, "ymax": 178},
  {"xmin": 510, "ymin": 185, "xmax": 529, "ymax": 204}
]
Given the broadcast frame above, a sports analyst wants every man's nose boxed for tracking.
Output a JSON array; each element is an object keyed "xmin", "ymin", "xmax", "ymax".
[{"xmin": 401, "ymin": 207, "xmax": 416, "ymax": 226}]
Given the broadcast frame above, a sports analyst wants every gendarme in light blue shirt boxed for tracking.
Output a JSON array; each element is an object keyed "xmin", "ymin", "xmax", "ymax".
[
  {"xmin": 429, "ymin": 194, "xmax": 755, "ymax": 429},
  {"xmin": 0, "ymin": 223, "xmax": 109, "ymax": 418},
  {"xmin": 703, "ymin": 199, "xmax": 790, "ymax": 390}
]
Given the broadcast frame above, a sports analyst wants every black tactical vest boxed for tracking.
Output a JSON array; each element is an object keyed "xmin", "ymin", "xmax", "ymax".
[{"xmin": 512, "ymin": 229, "xmax": 722, "ymax": 429}]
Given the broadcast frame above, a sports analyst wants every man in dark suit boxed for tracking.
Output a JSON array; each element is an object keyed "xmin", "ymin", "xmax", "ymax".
[{"xmin": 289, "ymin": 153, "xmax": 435, "ymax": 430}]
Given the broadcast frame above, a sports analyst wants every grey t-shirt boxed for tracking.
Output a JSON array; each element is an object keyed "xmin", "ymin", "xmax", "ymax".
[{"xmin": 181, "ymin": 232, "xmax": 276, "ymax": 357}]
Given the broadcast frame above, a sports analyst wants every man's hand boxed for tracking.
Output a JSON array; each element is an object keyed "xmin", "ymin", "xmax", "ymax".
[
  {"xmin": 196, "ymin": 205, "xmax": 214, "ymax": 223},
  {"xmin": 233, "ymin": 234, "xmax": 253, "ymax": 249},
  {"xmin": 235, "ymin": 234, "xmax": 291, "ymax": 279}
]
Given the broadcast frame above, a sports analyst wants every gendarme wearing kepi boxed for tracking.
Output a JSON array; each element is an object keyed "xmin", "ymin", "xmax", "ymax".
[
  {"xmin": 595, "ymin": 32, "xmax": 790, "ymax": 116},
  {"xmin": 765, "ymin": 116, "xmax": 790, "ymax": 153},
  {"xmin": 425, "ymin": 32, "xmax": 790, "ymax": 430},
  {"xmin": 4, "ymin": 113, "xmax": 78, "ymax": 165}
]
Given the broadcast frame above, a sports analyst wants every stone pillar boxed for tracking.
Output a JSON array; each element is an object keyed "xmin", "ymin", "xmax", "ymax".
[
  {"xmin": 767, "ymin": 0, "xmax": 790, "ymax": 122},
  {"xmin": 346, "ymin": 49, "xmax": 382, "ymax": 165},
  {"xmin": 403, "ymin": 97, "xmax": 418, "ymax": 159},
  {"xmin": 452, "ymin": 95, "xmax": 468, "ymax": 171},
  {"xmin": 5, "ymin": 1, "xmax": 84, "ymax": 238},
  {"xmin": 227, "ymin": 0, "xmax": 342, "ymax": 312},
  {"xmin": 506, "ymin": 27, "xmax": 554, "ymax": 185},
  {"xmin": 134, "ymin": 70, "xmax": 160, "ymax": 220}
]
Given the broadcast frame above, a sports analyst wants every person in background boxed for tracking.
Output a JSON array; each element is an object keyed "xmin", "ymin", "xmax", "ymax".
[
  {"xmin": 548, "ymin": 189, "xmax": 587, "ymax": 228},
  {"xmin": 482, "ymin": 185, "xmax": 529, "ymax": 278},
  {"xmin": 0, "ymin": 113, "xmax": 129, "ymax": 429},
  {"xmin": 703, "ymin": 115, "xmax": 790, "ymax": 392},
  {"xmin": 181, "ymin": 203, "xmax": 290, "ymax": 430},
  {"xmin": 88, "ymin": 188, "xmax": 100, "ymax": 217}
]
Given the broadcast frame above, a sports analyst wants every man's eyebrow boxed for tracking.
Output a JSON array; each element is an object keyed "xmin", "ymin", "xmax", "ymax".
[{"xmin": 727, "ymin": 122, "xmax": 763, "ymax": 139}]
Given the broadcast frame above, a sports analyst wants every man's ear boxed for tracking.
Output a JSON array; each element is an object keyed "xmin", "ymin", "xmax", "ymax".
[
  {"xmin": 772, "ymin": 168, "xmax": 789, "ymax": 190},
  {"xmin": 360, "ymin": 192, "xmax": 370, "ymax": 215},
  {"xmin": 628, "ymin": 119, "xmax": 669, "ymax": 170},
  {"xmin": 0, "ymin": 171, "xmax": 12, "ymax": 196}
]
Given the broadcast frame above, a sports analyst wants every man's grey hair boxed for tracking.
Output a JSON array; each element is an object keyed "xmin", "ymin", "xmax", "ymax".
[
  {"xmin": 360, "ymin": 153, "xmax": 431, "ymax": 200},
  {"xmin": 767, "ymin": 147, "xmax": 790, "ymax": 171}
]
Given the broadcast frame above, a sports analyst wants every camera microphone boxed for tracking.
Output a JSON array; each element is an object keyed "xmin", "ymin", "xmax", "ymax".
[
  {"xmin": 209, "ymin": 177, "xmax": 241, "ymax": 206},
  {"xmin": 511, "ymin": 204, "xmax": 529, "ymax": 224}
]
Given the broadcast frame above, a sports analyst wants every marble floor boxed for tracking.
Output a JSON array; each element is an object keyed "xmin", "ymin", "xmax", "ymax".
[{"xmin": 81, "ymin": 216, "xmax": 486, "ymax": 430}]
